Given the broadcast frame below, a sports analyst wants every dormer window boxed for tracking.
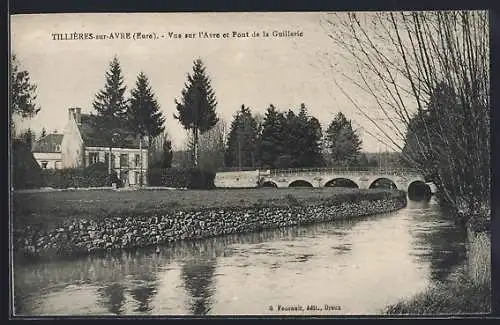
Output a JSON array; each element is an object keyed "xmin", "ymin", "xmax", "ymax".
[{"xmin": 55, "ymin": 144, "xmax": 61, "ymax": 152}]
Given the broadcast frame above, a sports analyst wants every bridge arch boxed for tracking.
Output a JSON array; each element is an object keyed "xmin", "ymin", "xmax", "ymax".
[
  {"xmin": 324, "ymin": 178, "xmax": 359, "ymax": 188},
  {"xmin": 369, "ymin": 177, "xmax": 397, "ymax": 190},
  {"xmin": 261, "ymin": 181, "xmax": 278, "ymax": 188},
  {"xmin": 407, "ymin": 180, "xmax": 432, "ymax": 201},
  {"xmin": 289, "ymin": 180, "xmax": 314, "ymax": 187}
]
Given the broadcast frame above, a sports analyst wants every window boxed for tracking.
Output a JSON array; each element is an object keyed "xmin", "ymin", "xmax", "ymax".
[
  {"xmin": 89, "ymin": 152, "xmax": 99, "ymax": 165},
  {"xmin": 104, "ymin": 153, "xmax": 109, "ymax": 166},
  {"xmin": 55, "ymin": 144, "xmax": 61, "ymax": 152},
  {"xmin": 135, "ymin": 154, "xmax": 141, "ymax": 167},
  {"xmin": 120, "ymin": 153, "xmax": 129, "ymax": 168},
  {"xmin": 41, "ymin": 161, "xmax": 48, "ymax": 169}
]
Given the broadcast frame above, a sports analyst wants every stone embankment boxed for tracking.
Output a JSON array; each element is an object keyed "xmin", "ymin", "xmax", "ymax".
[{"xmin": 14, "ymin": 195, "xmax": 406, "ymax": 261}]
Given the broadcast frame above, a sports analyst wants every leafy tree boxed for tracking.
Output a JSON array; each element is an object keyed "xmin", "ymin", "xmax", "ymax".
[
  {"xmin": 127, "ymin": 72, "xmax": 165, "ymax": 146},
  {"xmin": 257, "ymin": 104, "xmax": 286, "ymax": 168},
  {"xmin": 225, "ymin": 105, "xmax": 259, "ymax": 168},
  {"xmin": 174, "ymin": 58, "xmax": 218, "ymax": 167},
  {"xmin": 325, "ymin": 112, "xmax": 362, "ymax": 166},
  {"xmin": 10, "ymin": 55, "xmax": 40, "ymax": 134},
  {"xmin": 92, "ymin": 56, "xmax": 128, "ymax": 177}
]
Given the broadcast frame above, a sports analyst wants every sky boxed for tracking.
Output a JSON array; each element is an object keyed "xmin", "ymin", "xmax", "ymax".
[{"xmin": 11, "ymin": 12, "xmax": 403, "ymax": 152}]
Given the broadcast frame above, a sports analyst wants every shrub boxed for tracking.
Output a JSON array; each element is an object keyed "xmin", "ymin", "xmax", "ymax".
[
  {"xmin": 147, "ymin": 167, "xmax": 215, "ymax": 189},
  {"xmin": 12, "ymin": 139, "xmax": 44, "ymax": 189}
]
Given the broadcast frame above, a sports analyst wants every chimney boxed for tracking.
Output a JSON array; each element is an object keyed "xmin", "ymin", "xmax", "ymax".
[
  {"xmin": 74, "ymin": 107, "xmax": 82, "ymax": 125},
  {"xmin": 68, "ymin": 108, "xmax": 75, "ymax": 121},
  {"xmin": 68, "ymin": 107, "xmax": 82, "ymax": 124}
]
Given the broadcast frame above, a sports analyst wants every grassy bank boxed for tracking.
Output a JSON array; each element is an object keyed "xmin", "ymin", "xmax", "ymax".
[
  {"xmin": 12, "ymin": 187, "xmax": 403, "ymax": 229},
  {"xmin": 385, "ymin": 230, "xmax": 491, "ymax": 315}
]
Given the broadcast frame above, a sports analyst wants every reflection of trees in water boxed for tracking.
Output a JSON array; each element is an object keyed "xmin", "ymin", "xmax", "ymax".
[
  {"xmin": 410, "ymin": 205, "xmax": 468, "ymax": 282},
  {"xmin": 168, "ymin": 217, "xmax": 359, "ymax": 260},
  {"xmin": 128, "ymin": 261, "xmax": 158, "ymax": 313},
  {"xmin": 97, "ymin": 283, "xmax": 126, "ymax": 315},
  {"xmin": 129, "ymin": 279, "xmax": 157, "ymax": 313},
  {"xmin": 181, "ymin": 257, "xmax": 217, "ymax": 316},
  {"xmin": 15, "ymin": 212, "xmax": 368, "ymax": 315}
]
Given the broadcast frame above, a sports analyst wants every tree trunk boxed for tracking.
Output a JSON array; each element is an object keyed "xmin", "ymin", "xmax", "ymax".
[
  {"xmin": 139, "ymin": 135, "xmax": 143, "ymax": 186},
  {"xmin": 193, "ymin": 128, "xmax": 199, "ymax": 167},
  {"xmin": 108, "ymin": 146, "xmax": 112, "ymax": 179}
]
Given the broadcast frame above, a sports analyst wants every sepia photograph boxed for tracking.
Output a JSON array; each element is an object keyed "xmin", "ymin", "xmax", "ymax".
[{"xmin": 9, "ymin": 10, "xmax": 491, "ymax": 317}]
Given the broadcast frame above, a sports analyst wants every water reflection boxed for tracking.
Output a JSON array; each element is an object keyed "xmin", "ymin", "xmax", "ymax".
[
  {"xmin": 13, "ymin": 199, "xmax": 470, "ymax": 316},
  {"xmin": 407, "ymin": 199, "xmax": 467, "ymax": 282},
  {"xmin": 181, "ymin": 257, "xmax": 217, "ymax": 315},
  {"xmin": 97, "ymin": 283, "xmax": 125, "ymax": 315}
]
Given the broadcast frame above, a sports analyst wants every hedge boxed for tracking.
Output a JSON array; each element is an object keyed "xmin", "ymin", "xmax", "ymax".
[
  {"xmin": 147, "ymin": 167, "xmax": 215, "ymax": 189},
  {"xmin": 40, "ymin": 163, "xmax": 122, "ymax": 188}
]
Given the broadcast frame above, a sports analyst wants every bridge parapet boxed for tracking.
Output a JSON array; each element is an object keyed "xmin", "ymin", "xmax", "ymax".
[{"xmin": 268, "ymin": 167, "xmax": 422, "ymax": 178}]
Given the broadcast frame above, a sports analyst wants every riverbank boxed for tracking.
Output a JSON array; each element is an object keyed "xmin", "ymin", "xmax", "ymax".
[
  {"xmin": 13, "ymin": 188, "xmax": 406, "ymax": 262},
  {"xmin": 13, "ymin": 187, "xmax": 400, "ymax": 229},
  {"xmin": 384, "ymin": 227, "xmax": 491, "ymax": 315}
]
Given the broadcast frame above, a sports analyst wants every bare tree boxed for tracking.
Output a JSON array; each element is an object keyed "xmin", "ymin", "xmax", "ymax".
[
  {"xmin": 320, "ymin": 11, "xmax": 489, "ymax": 214},
  {"xmin": 187, "ymin": 118, "xmax": 228, "ymax": 172}
]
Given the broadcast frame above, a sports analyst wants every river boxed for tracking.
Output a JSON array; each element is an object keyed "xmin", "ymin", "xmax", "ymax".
[{"xmin": 13, "ymin": 197, "xmax": 467, "ymax": 316}]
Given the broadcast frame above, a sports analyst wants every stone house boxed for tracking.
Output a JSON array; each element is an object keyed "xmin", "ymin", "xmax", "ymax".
[
  {"xmin": 60, "ymin": 107, "xmax": 148, "ymax": 186},
  {"xmin": 32, "ymin": 133, "xmax": 63, "ymax": 169}
]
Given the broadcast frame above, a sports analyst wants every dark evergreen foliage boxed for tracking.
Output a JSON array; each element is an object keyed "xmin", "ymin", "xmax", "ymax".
[
  {"xmin": 174, "ymin": 59, "xmax": 219, "ymax": 166},
  {"xmin": 224, "ymin": 105, "xmax": 259, "ymax": 168},
  {"xmin": 257, "ymin": 103, "xmax": 325, "ymax": 169},
  {"xmin": 257, "ymin": 105, "xmax": 287, "ymax": 168},
  {"xmin": 127, "ymin": 72, "xmax": 165, "ymax": 146},
  {"xmin": 325, "ymin": 112, "xmax": 362, "ymax": 166},
  {"xmin": 91, "ymin": 56, "xmax": 129, "ymax": 144}
]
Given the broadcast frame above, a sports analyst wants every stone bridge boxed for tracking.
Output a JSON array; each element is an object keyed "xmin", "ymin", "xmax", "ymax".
[{"xmin": 215, "ymin": 167, "xmax": 435, "ymax": 194}]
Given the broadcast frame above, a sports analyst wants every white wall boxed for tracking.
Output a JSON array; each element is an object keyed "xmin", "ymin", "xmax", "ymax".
[
  {"xmin": 33, "ymin": 152, "xmax": 62, "ymax": 169},
  {"xmin": 215, "ymin": 170, "xmax": 261, "ymax": 188},
  {"xmin": 85, "ymin": 146, "xmax": 148, "ymax": 185},
  {"xmin": 61, "ymin": 117, "xmax": 83, "ymax": 168}
]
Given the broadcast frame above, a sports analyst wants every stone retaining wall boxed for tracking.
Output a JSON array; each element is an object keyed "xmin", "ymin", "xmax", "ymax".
[{"xmin": 14, "ymin": 195, "xmax": 406, "ymax": 261}]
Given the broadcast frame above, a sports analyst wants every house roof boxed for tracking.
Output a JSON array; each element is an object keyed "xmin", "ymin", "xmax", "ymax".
[
  {"xmin": 78, "ymin": 114, "xmax": 148, "ymax": 149},
  {"xmin": 32, "ymin": 133, "xmax": 63, "ymax": 153}
]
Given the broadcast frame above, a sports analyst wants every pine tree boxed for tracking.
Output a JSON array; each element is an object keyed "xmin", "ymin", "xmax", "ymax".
[
  {"xmin": 280, "ymin": 103, "xmax": 324, "ymax": 168},
  {"xmin": 93, "ymin": 56, "xmax": 128, "ymax": 124},
  {"xmin": 257, "ymin": 105, "xmax": 286, "ymax": 168},
  {"xmin": 10, "ymin": 55, "xmax": 40, "ymax": 135},
  {"xmin": 301, "ymin": 106, "xmax": 325, "ymax": 167},
  {"xmin": 225, "ymin": 105, "xmax": 259, "ymax": 168},
  {"xmin": 325, "ymin": 112, "xmax": 362, "ymax": 166},
  {"xmin": 127, "ymin": 72, "xmax": 165, "ymax": 146},
  {"xmin": 92, "ymin": 56, "xmax": 128, "ymax": 177},
  {"xmin": 174, "ymin": 58, "xmax": 218, "ymax": 167}
]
